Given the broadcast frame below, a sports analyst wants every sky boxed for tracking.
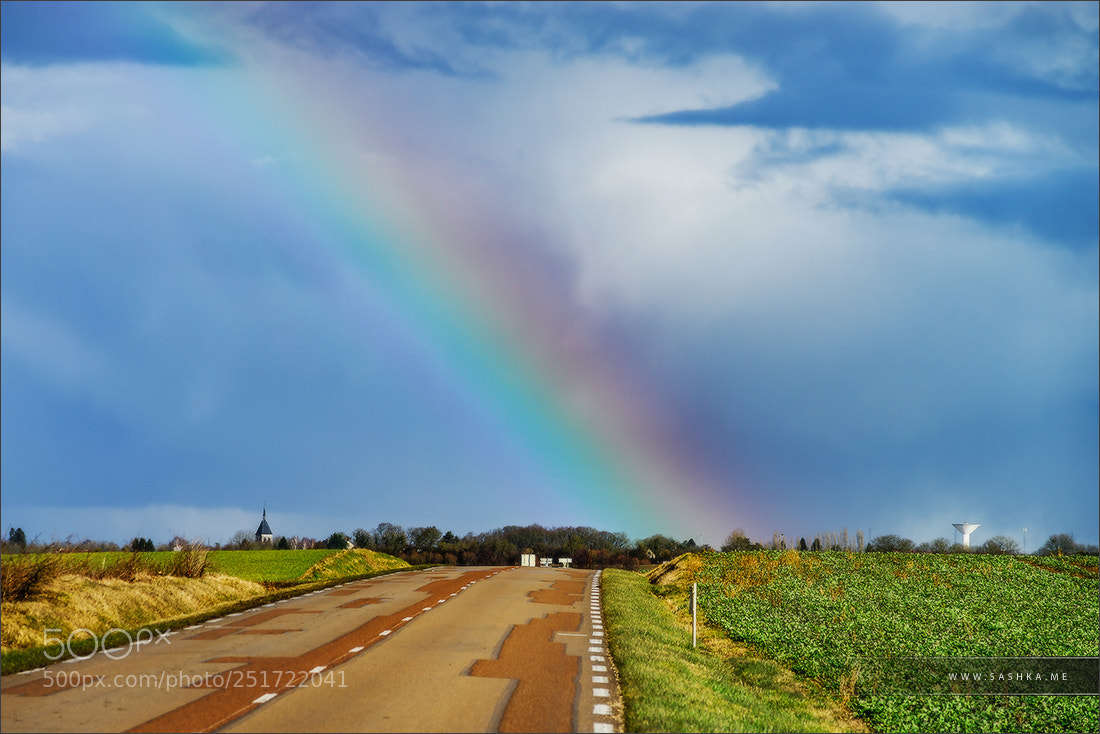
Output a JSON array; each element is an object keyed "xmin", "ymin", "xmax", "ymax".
[{"xmin": 2, "ymin": 1, "xmax": 1097, "ymax": 551}]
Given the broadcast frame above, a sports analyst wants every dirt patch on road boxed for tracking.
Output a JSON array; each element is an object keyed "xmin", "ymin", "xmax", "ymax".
[
  {"xmin": 528, "ymin": 579, "xmax": 585, "ymax": 606},
  {"xmin": 470, "ymin": 611, "xmax": 581, "ymax": 733}
]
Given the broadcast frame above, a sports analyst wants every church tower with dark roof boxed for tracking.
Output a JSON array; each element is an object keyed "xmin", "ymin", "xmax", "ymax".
[{"xmin": 255, "ymin": 507, "xmax": 273, "ymax": 544}]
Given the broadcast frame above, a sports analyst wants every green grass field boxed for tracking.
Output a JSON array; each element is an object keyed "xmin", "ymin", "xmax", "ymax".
[
  {"xmin": 206, "ymin": 548, "xmax": 342, "ymax": 582},
  {"xmin": 685, "ymin": 551, "xmax": 1099, "ymax": 733},
  {"xmin": 206, "ymin": 548, "xmax": 410, "ymax": 583}
]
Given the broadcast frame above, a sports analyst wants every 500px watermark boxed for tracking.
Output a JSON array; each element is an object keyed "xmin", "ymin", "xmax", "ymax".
[
  {"xmin": 42, "ymin": 669, "xmax": 348, "ymax": 692},
  {"xmin": 42, "ymin": 627, "xmax": 171, "ymax": 661}
]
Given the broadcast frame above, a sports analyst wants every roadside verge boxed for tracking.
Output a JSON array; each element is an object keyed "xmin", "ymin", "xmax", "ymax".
[
  {"xmin": 600, "ymin": 568, "xmax": 866, "ymax": 733},
  {"xmin": 2, "ymin": 555, "xmax": 425, "ymax": 675}
]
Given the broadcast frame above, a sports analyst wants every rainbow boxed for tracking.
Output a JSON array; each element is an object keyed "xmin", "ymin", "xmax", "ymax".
[{"xmin": 169, "ymin": 21, "xmax": 743, "ymax": 540}]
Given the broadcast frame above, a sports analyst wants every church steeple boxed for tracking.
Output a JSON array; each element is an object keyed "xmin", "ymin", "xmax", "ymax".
[{"xmin": 255, "ymin": 505, "xmax": 273, "ymax": 543}]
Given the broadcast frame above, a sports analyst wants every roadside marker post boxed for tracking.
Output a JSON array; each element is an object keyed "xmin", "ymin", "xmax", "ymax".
[{"xmin": 691, "ymin": 582, "xmax": 697, "ymax": 648}]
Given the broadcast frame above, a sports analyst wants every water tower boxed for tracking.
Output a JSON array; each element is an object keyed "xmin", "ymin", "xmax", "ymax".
[{"xmin": 952, "ymin": 522, "xmax": 980, "ymax": 548}]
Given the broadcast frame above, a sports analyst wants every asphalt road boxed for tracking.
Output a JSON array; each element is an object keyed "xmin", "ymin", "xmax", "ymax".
[{"xmin": 1, "ymin": 566, "xmax": 621, "ymax": 733}]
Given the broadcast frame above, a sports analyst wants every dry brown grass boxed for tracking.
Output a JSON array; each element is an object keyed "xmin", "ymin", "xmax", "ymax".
[
  {"xmin": 1, "ymin": 547, "xmax": 211, "ymax": 604},
  {"xmin": 0, "ymin": 554, "xmax": 64, "ymax": 602},
  {"xmin": 1, "ymin": 572, "xmax": 263, "ymax": 652},
  {"xmin": 645, "ymin": 552, "xmax": 705, "ymax": 586}
]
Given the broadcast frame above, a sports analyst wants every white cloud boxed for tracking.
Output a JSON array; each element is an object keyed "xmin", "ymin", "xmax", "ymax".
[
  {"xmin": 0, "ymin": 62, "xmax": 140, "ymax": 152},
  {"xmin": 873, "ymin": 1, "xmax": 1027, "ymax": 30},
  {"xmin": 0, "ymin": 104, "xmax": 76, "ymax": 152}
]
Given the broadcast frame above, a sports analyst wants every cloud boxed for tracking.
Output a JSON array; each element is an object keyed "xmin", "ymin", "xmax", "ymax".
[
  {"xmin": 0, "ymin": 102, "xmax": 81, "ymax": 152},
  {"xmin": 0, "ymin": 1, "xmax": 232, "ymax": 66},
  {"xmin": 628, "ymin": 3, "xmax": 1097, "ymax": 137},
  {"xmin": 726, "ymin": 123, "xmax": 1097, "ymax": 247}
]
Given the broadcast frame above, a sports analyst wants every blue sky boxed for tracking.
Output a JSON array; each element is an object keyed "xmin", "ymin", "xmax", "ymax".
[{"xmin": 2, "ymin": 1, "xmax": 1097, "ymax": 550}]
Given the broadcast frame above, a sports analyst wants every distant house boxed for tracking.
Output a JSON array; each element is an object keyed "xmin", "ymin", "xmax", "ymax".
[{"xmin": 255, "ymin": 508, "xmax": 274, "ymax": 544}]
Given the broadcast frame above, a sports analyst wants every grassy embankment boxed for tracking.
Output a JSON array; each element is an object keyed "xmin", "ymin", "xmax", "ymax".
[
  {"xmin": 605, "ymin": 551, "xmax": 1099, "ymax": 733},
  {"xmin": 0, "ymin": 548, "xmax": 410, "ymax": 675},
  {"xmin": 601, "ymin": 565, "xmax": 866, "ymax": 732}
]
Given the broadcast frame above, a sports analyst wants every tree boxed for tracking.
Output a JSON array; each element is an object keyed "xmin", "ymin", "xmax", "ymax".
[
  {"xmin": 866, "ymin": 534, "xmax": 915, "ymax": 552},
  {"xmin": 229, "ymin": 530, "xmax": 255, "ymax": 550},
  {"xmin": 408, "ymin": 526, "xmax": 442, "ymax": 551},
  {"xmin": 979, "ymin": 536, "xmax": 1021, "ymax": 555},
  {"xmin": 1037, "ymin": 533, "xmax": 1079, "ymax": 556},
  {"xmin": 8, "ymin": 527, "xmax": 26, "ymax": 549},
  {"xmin": 129, "ymin": 537, "xmax": 154, "ymax": 552},
  {"xmin": 811, "ymin": 538, "xmax": 822, "ymax": 552},
  {"xmin": 372, "ymin": 523, "xmax": 407, "ymax": 556},
  {"xmin": 721, "ymin": 529, "xmax": 756, "ymax": 552},
  {"xmin": 352, "ymin": 528, "xmax": 372, "ymax": 549},
  {"xmin": 325, "ymin": 532, "xmax": 350, "ymax": 550},
  {"xmin": 276, "ymin": 536, "xmax": 290, "ymax": 550},
  {"xmin": 798, "ymin": 537, "xmax": 808, "ymax": 551},
  {"xmin": 636, "ymin": 534, "xmax": 682, "ymax": 562},
  {"xmin": 916, "ymin": 537, "xmax": 953, "ymax": 553}
]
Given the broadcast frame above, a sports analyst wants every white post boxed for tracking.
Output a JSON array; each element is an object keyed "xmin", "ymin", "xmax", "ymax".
[{"xmin": 691, "ymin": 582, "xmax": 697, "ymax": 648}]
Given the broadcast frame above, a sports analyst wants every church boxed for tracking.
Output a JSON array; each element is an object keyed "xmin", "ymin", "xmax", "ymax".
[{"xmin": 255, "ymin": 507, "xmax": 273, "ymax": 544}]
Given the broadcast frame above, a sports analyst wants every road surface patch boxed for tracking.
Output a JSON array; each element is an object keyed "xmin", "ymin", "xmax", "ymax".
[
  {"xmin": 337, "ymin": 597, "xmax": 384, "ymax": 609},
  {"xmin": 528, "ymin": 579, "xmax": 585, "ymax": 606},
  {"xmin": 118, "ymin": 569, "xmax": 492, "ymax": 733},
  {"xmin": 469, "ymin": 611, "xmax": 581, "ymax": 733}
]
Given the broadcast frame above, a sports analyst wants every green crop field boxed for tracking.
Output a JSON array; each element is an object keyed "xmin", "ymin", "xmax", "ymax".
[
  {"xmin": 691, "ymin": 551, "xmax": 1098, "ymax": 733},
  {"xmin": 205, "ymin": 549, "xmax": 342, "ymax": 582},
  {"xmin": 206, "ymin": 548, "xmax": 409, "ymax": 583}
]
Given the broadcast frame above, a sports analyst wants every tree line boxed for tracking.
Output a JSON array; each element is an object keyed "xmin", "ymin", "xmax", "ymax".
[
  {"xmin": 721, "ymin": 527, "xmax": 1099, "ymax": 556},
  {"xmin": 4, "ymin": 524, "xmax": 1095, "ymax": 562},
  {"xmin": 219, "ymin": 523, "xmax": 705, "ymax": 569}
]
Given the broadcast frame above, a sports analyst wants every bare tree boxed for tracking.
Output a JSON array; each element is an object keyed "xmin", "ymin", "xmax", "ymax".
[{"xmin": 229, "ymin": 530, "xmax": 254, "ymax": 550}]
